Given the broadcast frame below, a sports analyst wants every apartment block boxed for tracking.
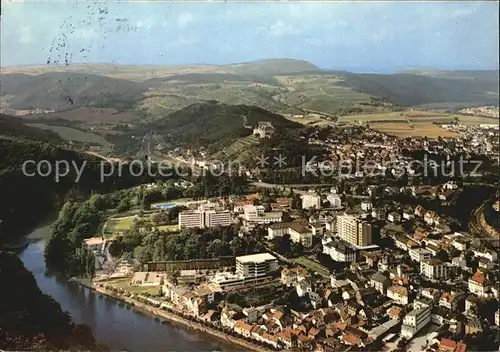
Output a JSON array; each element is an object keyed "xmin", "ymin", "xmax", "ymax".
[
  {"xmin": 336, "ymin": 214, "xmax": 372, "ymax": 247},
  {"xmin": 179, "ymin": 208, "xmax": 232, "ymax": 229}
]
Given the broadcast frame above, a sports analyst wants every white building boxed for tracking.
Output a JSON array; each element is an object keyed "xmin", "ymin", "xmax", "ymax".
[
  {"xmin": 322, "ymin": 238, "xmax": 357, "ymax": 262},
  {"xmin": 420, "ymin": 259, "xmax": 448, "ymax": 279},
  {"xmin": 236, "ymin": 253, "xmax": 278, "ymax": 278},
  {"xmin": 387, "ymin": 212, "xmax": 401, "ymax": 223},
  {"xmin": 327, "ymin": 193, "xmax": 342, "ymax": 209},
  {"xmin": 401, "ymin": 300, "xmax": 432, "ymax": 339},
  {"xmin": 178, "ymin": 208, "xmax": 232, "ymax": 229},
  {"xmin": 409, "ymin": 248, "xmax": 432, "ymax": 263},
  {"xmin": 267, "ymin": 222, "xmax": 313, "ymax": 248},
  {"xmin": 211, "ymin": 272, "xmax": 269, "ymax": 291},
  {"xmin": 289, "ymin": 223, "xmax": 314, "ymax": 248},
  {"xmin": 472, "ymin": 249, "xmax": 497, "ymax": 263},
  {"xmin": 242, "ymin": 205, "xmax": 282, "ymax": 229},
  {"xmin": 301, "ymin": 190, "xmax": 321, "ymax": 210},
  {"xmin": 468, "ymin": 270, "xmax": 490, "ymax": 297},
  {"xmin": 361, "ymin": 201, "xmax": 372, "ymax": 212},
  {"xmin": 387, "ymin": 285, "xmax": 409, "ymax": 305},
  {"xmin": 336, "ymin": 214, "xmax": 372, "ymax": 247}
]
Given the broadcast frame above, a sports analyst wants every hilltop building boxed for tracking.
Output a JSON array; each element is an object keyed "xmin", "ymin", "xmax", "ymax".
[{"xmin": 253, "ymin": 121, "xmax": 275, "ymax": 138}]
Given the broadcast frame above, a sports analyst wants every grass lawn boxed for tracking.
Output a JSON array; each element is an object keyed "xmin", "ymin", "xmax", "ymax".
[
  {"xmin": 103, "ymin": 215, "xmax": 138, "ymax": 236},
  {"xmin": 111, "ymin": 279, "xmax": 162, "ymax": 295},
  {"xmin": 293, "ymin": 256, "xmax": 330, "ymax": 277}
]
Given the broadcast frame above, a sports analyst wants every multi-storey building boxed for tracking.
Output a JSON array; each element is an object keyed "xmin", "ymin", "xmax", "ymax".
[
  {"xmin": 178, "ymin": 208, "xmax": 232, "ymax": 229},
  {"xmin": 236, "ymin": 253, "xmax": 279, "ymax": 278},
  {"xmin": 420, "ymin": 259, "xmax": 448, "ymax": 279},
  {"xmin": 178, "ymin": 210, "xmax": 205, "ymax": 229},
  {"xmin": 409, "ymin": 248, "xmax": 432, "ymax": 263},
  {"xmin": 401, "ymin": 299, "xmax": 432, "ymax": 339},
  {"xmin": 336, "ymin": 214, "xmax": 372, "ymax": 247},
  {"xmin": 204, "ymin": 210, "xmax": 232, "ymax": 228}
]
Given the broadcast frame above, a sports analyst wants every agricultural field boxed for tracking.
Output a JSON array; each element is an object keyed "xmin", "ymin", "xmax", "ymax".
[
  {"xmin": 284, "ymin": 113, "xmax": 334, "ymax": 126},
  {"xmin": 26, "ymin": 123, "xmax": 113, "ymax": 151},
  {"xmin": 337, "ymin": 109, "xmax": 499, "ymax": 138},
  {"xmin": 370, "ymin": 122, "xmax": 459, "ymax": 138},
  {"xmin": 337, "ymin": 111, "xmax": 408, "ymax": 123}
]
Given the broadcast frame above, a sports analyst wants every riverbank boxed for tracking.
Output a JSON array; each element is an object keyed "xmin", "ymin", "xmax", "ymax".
[{"xmin": 71, "ymin": 278, "xmax": 272, "ymax": 352}]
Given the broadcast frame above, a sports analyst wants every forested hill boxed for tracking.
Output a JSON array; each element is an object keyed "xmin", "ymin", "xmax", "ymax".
[
  {"xmin": 152, "ymin": 101, "xmax": 301, "ymax": 149},
  {"xmin": 0, "ymin": 251, "xmax": 105, "ymax": 350},
  {"xmin": 0, "ymin": 138, "xmax": 177, "ymax": 240},
  {"xmin": 0, "ymin": 114, "xmax": 63, "ymax": 144}
]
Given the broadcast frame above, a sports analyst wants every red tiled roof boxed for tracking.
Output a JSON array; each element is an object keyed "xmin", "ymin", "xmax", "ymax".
[
  {"xmin": 471, "ymin": 271, "xmax": 486, "ymax": 285},
  {"xmin": 439, "ymin": 338, "xmax": 456, "ymax": 351},
  {"xmin": 455, "ymin": 342, "xmax": 467, "ymax": 352},
  {"xmin": 342, "ymin": 333, "xmax": 360, "ymax": 346}
]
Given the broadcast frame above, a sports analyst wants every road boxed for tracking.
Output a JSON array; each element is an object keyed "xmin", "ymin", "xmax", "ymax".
[
  {"xmin": 250, "ymin": 181, "xmax": 335, "ymax": 193},
  {"xmin": 469, "ymin": 202, "xmax": 500, "ymax": 245}
]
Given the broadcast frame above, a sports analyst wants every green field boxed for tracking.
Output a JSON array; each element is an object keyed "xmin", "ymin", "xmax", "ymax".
[
  {"xmin": 292, "ymin": 256, "xmax": 330, "ymax": 277},
  {"xmin": 103, "ymin": 215, "xmax": 138, "ymax": 236},
  {"xmin": 27, "ymin": 123, "xmax": 112, "ymax": 152}
]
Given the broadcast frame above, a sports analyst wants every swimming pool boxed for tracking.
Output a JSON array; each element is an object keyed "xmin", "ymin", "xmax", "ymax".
[{"xmin": 153, "ymin": 203, "xmax": 177, "ymax": 209}]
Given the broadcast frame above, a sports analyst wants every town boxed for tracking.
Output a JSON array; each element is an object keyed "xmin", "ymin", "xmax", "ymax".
[{"xmin": 77, "ymin": 119, "xmax": 499, "ymax": 351}]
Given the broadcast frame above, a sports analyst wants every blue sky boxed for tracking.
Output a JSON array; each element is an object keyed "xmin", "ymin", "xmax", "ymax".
[{"xmin": 1, "ymin": 1, "xmax": 498, "ymax": 72}]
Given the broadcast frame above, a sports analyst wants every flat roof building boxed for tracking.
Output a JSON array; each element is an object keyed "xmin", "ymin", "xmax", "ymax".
[{"xmin": 236, "ymin": 253, "xmax": 278, "ymax": 278}]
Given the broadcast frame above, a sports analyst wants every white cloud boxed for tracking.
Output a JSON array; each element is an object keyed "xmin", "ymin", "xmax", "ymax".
[
  {"xmin": 17, "ymin": 25, "xmax": 32, "ymax": 44},
  {"xmin": 177, "ymin": 12, "xmax": 194, "ymax": 28}
]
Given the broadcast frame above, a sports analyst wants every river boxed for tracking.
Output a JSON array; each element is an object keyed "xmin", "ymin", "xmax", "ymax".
[{"xmin": 15, "ymin": 224, "xmax": 244, "ymax": 352}]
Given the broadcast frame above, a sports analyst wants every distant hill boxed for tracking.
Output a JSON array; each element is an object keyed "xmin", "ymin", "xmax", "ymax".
[
  {"xmin": 397, "ymin": 68, "xmax": 499, "ymax": 80},
  {"xmin": 0, "ymin": 72, "xmax": 146, "ymax": 111},
  {"xmin": 228, "ymin": 58, "xmax": 322, "ymax": 76},
  {"xmin": 152, "ymin": 101, "xmax": 302, "ymax": 148},
  {"xmin": 2, "ymin": 62, "xmax": 498, "ymax": 117},
  {"xmin": 337, "ymin": 71, "xmax": 499, "ymax": 108}
]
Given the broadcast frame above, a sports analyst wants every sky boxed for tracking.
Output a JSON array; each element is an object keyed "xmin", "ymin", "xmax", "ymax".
[{"xmin": 1, "ymin": 1, "xmax": 499, "ymax": 73}]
